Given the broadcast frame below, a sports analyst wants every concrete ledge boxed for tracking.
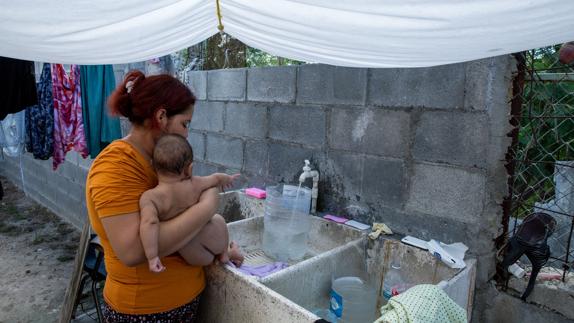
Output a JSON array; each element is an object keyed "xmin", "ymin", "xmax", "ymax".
[
  {"xmin": 508, "ymin": 276, "xmax": 574, "ymax": 320},
  {"xmin": 475, "ymin": 283, "xmax": 573, "ymax": 323}
]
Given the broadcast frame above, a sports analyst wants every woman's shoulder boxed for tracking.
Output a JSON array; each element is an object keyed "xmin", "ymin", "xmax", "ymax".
[
  {"xmin": 89, "ymin": 140, "xmax": 147, "ymax": 176},
  {"xmin": 93, "ymin": 140, "xmax": 137, "ymax": 163}
]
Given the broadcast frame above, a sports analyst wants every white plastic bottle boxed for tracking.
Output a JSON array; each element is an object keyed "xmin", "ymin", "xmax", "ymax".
[{"xmin": 382, "ymin": 261, "xmax": 408, "ymax": 303}]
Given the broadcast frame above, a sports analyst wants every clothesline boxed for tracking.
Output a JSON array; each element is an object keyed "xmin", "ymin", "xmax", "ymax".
[{"xmin": 1, "ymin": 0, "xmax": 573, "ymax": 67}]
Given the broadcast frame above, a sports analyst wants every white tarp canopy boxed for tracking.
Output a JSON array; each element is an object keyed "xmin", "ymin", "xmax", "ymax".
[{"xmin": 1, "ymin": 0, "xmax": 573, "ymax": 67}]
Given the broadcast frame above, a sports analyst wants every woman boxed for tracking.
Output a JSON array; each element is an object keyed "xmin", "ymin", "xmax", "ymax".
[{"xmin": 86, "ymin": 70, "xmax": 222, "ymax": 321}]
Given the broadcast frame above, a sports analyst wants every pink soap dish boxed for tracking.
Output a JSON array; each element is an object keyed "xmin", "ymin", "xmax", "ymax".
[{"xmin": 245, "ymin": 188, "xmax": 266, "ymax": 199}]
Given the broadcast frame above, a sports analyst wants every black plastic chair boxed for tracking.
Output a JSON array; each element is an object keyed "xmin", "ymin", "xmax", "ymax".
[{"xmin": 72, "ymin": 234, "xmax": 106, "ymax": 322}]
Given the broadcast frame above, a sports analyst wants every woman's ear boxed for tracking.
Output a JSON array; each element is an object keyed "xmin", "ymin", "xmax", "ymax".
[{"xmin": 154, "ymin": 108, "xmax": 168, "ymax": 129}]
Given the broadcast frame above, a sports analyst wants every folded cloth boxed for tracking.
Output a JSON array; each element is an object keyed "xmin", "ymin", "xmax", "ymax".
[
  {"xmin": 369, "ymin": 222, "xmax": 393, "ymax": 240},
  {"xmin": 235, "ymin": 262, "xmax": 288, "ymax": 278},
  {"xmin": 375, "ymin": 284, "xmax": 466, "ymax": 323}
]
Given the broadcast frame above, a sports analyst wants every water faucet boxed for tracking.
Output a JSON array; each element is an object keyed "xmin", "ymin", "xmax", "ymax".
[{"xmin": 299, "ymin": 160, "xmax": 319, "ymax": 214}]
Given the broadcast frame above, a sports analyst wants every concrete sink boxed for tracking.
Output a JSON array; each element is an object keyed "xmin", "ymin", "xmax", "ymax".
[
  {"xmin": 261, "ymin": 239, "xmax": 476, "ymax": 321},
  {"xmin": 200, "ymin": 191, "xmax": 476, "ymax": 322}
]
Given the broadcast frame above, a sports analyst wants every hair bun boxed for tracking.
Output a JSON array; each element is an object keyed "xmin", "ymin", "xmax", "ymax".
[
  {"xmin": 108, "ymin": 70, "xmax": 145, "ymax": 118},
  {"xmin": 123, "ymin": 70, "xmax": 145, "ymax": 94}
]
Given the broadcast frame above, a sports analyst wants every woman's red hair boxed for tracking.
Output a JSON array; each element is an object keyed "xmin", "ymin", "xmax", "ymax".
[{"xmin": 108, "ymin": 70, "xmax": 196, "ymax": 127}]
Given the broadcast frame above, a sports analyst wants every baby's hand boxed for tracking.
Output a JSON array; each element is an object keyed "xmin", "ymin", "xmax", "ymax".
[
  {"xmin": 148, "ymin": 257, "xmax": 166, "ymax": 273},
  {"xmin": 220, "ymin": 173, "xmax": 241, "ymax": 191}
]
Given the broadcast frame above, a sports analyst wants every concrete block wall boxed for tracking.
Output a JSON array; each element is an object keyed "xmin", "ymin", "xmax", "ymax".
[
  {"xmin": 0, "ymin": 151, "xmax": 92, "ymax": 229},
  {"xmin": 187, "ymin": 59, "xmax": 515, "ymax": 279},
  {"xmin": 0, "ymin": 57, "xmax": 528, "ymax": 322}
]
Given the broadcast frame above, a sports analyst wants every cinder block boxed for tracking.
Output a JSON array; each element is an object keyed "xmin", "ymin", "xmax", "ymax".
[
  {"xmin": 77, "ymin": 167, "xmax": 89, "ymax": 187},
  {"xmin": 188, "ymin": 71, "xmax": 207, "ymax": 100},
  {"xmin": 67, "ymin": 182, "xmax": 86, "ymax": 205},
  {"xmin": 327, "ymin": 152, "xmax": 364, "ymax": 198},
  {"xmin": 190, "ymin": 101, "xmax": 224, "ymax": 132},
  {"xmin": 413, "ymin": 111, "xmax": 488, "ymax": 168},
  {"xmin": 464, "ymin": 56, "xmax": 514, "ymax": 112},
  {"xmin": 268, "ymin": 143, "xmax": 321, "ymax": 183},
  {"xmin": 406, "ymin": 163, "xmax": 486, "ymax": 223},
  {"xmin": 207, "ymin": 69, "xmax": 246, "ymax": 101},
  {"xmin": 58, "ymin": 160, "xmax": 79, "ymax": 182},
  {"xmin": 297, "ymin": 65, "xmax": 367, "ymax": 105},
  {"xmin": 329, "ymin": 108, "xmax": 410, "ymax": 158},
  {"xmin": 188, "ymin": 131, "xmax": 206, "ymax": 160},
  {"xmin": 247, "ymin": 66, "xmax": 296, "ymax": 103},
  {"xmin": 269, "ymin": 105, "xmax": 326, "ymax": 148},
  {"xmin": 205, "ymin": 135, "xmax": 243, "ymax": 169},
  {"xmin": 78, "ymin": 156, "xmax": 93, "ymax": 171},
  {"xmin": 370, "ymin": 205, "xmax": 471, "ymax": 245},
  {"xmin": 192, "ymin": 161, "xmax": 220, "ymax": 177},
  {"xmin": 65, "ymin": 151, "xmax": 79, "ymax": 165},
  {"xmin": 244, "ymin": 140, "xmax": 268, "ymax": 176},
  {"xmin": 225, "ymin": 103, "xmax": 267, "ymax": 139},
  {"xmin": 368, "ymin": 63, "xmax": 465, "ymax": 109},
  {"xmin": 362, "ymin": 156, "xmax": 405, "ymax": 208}
]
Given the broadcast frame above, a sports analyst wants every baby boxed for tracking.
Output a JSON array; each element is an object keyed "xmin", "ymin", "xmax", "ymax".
[{"xmin": 139, "ymin": 134, "xmax": 243, "ymax": 273}]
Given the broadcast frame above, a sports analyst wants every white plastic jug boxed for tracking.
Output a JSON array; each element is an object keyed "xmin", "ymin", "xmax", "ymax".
[{"xmin": 262, "ymin": 184, "xmax": 311, "ymax": 262}]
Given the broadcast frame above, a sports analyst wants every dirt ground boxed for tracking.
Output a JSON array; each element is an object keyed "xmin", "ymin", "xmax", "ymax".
[{"xmin": 0, "ymin": 176, "xmax": 80, "ymax": 323}]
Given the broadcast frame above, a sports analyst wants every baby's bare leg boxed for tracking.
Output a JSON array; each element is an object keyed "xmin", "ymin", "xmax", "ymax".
[{"xmin": 179, "ymin": 214, "xmax": 229, "ymax": 266}]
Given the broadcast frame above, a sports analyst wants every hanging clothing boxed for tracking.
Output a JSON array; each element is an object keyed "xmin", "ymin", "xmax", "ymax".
[
  {"xmin": 25, "ymin": 63, "xmax": 54, "ymax": 160},
  {"xmin": 0, "ymin": 110, "xmax": 27, "ymax": 157},
  {"xmin": 51, "ymin": 64, "xmax": 88, "ymax": 169},
  {"xmin": 80, "ymin": 65, "xmax": 122, "ymax": 158},
  {"xmin": 0, "ymin": 57, "xmax": 38, "ymax": 121}
]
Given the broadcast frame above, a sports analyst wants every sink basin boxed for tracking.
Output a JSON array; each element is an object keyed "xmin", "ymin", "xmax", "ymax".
[
  {"xmin": 262, "ymin": 238, "xmax": 476, "ymax": 320},
  {"xmin": 200, "ymin": 214, "xmax": 366, "ymax": 323},
  {"xmin": 201, "ymin": 191, "xmax": 476, "ymax": 322},
  {"xmin": 229, "ymin": 215, "xmax": 364, "ymax": 270}
]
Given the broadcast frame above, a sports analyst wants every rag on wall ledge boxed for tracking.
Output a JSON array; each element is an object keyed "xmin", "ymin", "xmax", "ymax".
[{"xmin": 0, "ymin": 0, "xmax": 573, "ymax": 68}]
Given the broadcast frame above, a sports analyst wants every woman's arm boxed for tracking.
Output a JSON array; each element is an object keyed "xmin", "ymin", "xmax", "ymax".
[{"xmin": 102, "ymin": 187, "xmax": 220, "ymax": 267}]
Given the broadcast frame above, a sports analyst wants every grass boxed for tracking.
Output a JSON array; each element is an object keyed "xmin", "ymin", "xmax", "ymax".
[{"xmin": 0, "ymin": 221, "xmax": 20, "ymax": 235}]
